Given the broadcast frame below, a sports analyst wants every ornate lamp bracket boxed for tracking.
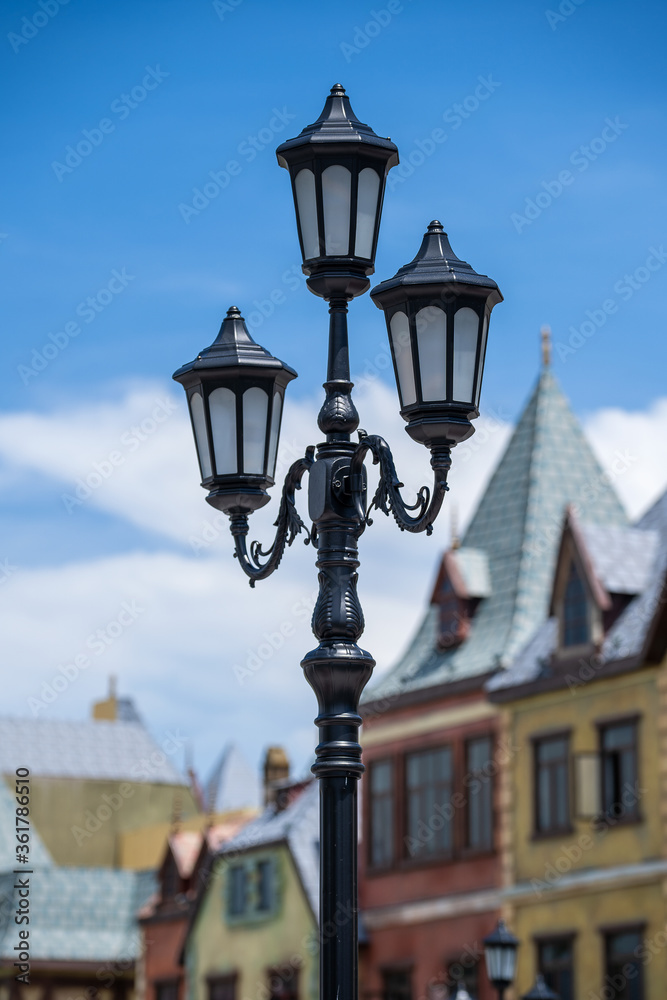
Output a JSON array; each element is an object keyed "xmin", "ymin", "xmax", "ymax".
[{"xmin": 229, "ymin": 447, "xmax": 316, "ymax": 586}]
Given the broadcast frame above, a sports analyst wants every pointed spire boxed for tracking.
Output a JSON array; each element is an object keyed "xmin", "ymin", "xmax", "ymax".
[{"xmin": 541, "ymin": 325, "xmax": 552, "ymax": 368}]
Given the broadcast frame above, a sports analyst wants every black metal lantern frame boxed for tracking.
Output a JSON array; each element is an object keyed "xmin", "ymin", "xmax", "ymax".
[
  {"xmin": 173, "ymin": 85, "xmax": 503, "ymax": 1000},
  {"xmin": 277, "ymin": 84, "xmax": 398, "ymax": 300}
]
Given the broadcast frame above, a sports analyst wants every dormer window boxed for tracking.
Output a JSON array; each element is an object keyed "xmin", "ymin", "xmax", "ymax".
[
  {"xmin": 431, "ymin": 547, "xmax": 490, "ymax": 651},
  {"xmin": 562, "ymin": 561, "xmax": 590, "ymax": 647}
]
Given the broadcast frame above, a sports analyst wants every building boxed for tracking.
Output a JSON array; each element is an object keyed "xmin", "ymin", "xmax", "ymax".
[
  {"xmin": 0, "ymin": 686, "xmax": 200, "ymax": 870},
  {"xmin": 359, "ymin": 348, "xmax": 629, "ymax": 1000},
  {"xmin": 182, "ymin": 778, "xmax": 319, "ymax": 1000},
  {"xmin": 487, "ymin": 490, "xmax": 667, "ymax": 999},
  {"xmin": 0, "ymin": 777, "xmax": 156, "ymax": 1000}
]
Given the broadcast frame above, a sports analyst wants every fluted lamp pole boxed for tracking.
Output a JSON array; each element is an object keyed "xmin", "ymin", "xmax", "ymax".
[{"xmin": 173, "ymin": 84, "xmax": 503, "ymax": 1000}]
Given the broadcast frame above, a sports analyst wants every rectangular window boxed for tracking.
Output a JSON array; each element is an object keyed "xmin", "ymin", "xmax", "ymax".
[
  {"xmin": 257, "ymin": 859, "xmax": 273, "ymax": 912},
  {"xmin": 156, "ymin": 981, "xmax": 180, "ymax": 1000},
  {"xmin": 369, "ymin": 759, "xmax": 394, "ymax": 868},
  {"xmin": 405, "ymin": 746, "xmax": 453, "ymax": 858},
  {"xmin": 465, "ymin": 736, "xmax": 493, "ymax": 851},
  {"xmin": 382, "ymin": 969, "xmax": 411, "ymax": 1000},
  {"xmin": 605, "ymin": 928, "xmax": 644, "ymax": 1000},
  {"xmin": 537, "ymin": 937, "xmax": 574, "ymax": 1000},
  {"xmin": 208, "ymin": 976, "xmax": 237, "ymax": 1000},
  {"xmin": 267, "ymin": 966, "xmax": 299, "ymax": 1000},
  {"xmin": 229, "ymin": 865, "xmax": 247, "ymax": 916},
  {"xmin": 600, "ymin": 720, "xmax": 639, "ymax": 821},
  {"xmin": 535, "ymin": 734, "xmax": 570, "ymax": 834}
]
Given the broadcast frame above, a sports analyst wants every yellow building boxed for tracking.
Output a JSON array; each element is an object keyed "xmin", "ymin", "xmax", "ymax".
[
  {"xmin": 183, "ymin": 780, "xmax": 319, "ymax": 1000},
  {"xmin": 488, "ymin": 497, "xmax": 667, "ymax": 999}
]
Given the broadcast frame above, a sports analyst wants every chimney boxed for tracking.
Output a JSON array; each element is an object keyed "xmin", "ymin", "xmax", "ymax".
[
  {"xmin": 92, "ymin": 675, "xmax": 118, "ymax": 721},
  {"xmin": 263, "ymin": 746, "xmax": 290, "ymax": 807}
]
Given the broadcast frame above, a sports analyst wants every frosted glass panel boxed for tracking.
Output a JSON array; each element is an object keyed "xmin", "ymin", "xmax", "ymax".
[
  {"xmin": 242, "ymin": 387, "xmax": 269, "ymax": 474},
  {"xmin": 389, "ymin": 312, "xmax": 416, "ymax": 406},
  {"xmin": 190, "ymin": 391, "xmax": 211, "ymax": 480},
  {"xmin": 474, "ymin": 315, "xmax": 489, "ymax": 407},
  {"xmin": 295, "ymin": 169, "xmax": 319, "ymax": 259},
  {"xmin": 416, "ymin": 307, "xmax": 447, "ymax": 401},
  {"xmin": 322, "ymin": 165, "xmax": 351, "ymax": 255},
  {"xmin": 453, "ymin": 307, "xmax": 479, "ymax": 403},
  {"xmin": 354, "ymin": 168, "xmax": 380, "ymax": 258},
  {"xmin": 267, "ymin": 392, "xmax": 283, "ymax": 478},
  {"xmin": 209, "ymin": 387, "xmax": 237, "ymax": 475}
]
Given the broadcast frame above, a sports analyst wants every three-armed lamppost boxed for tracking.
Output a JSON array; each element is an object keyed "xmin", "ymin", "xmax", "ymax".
[{"xmin": 173, "ymin": 85, "xmax": 503, "ymax": 1000}]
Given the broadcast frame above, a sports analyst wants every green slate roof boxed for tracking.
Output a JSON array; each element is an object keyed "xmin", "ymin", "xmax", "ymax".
[{"xmin": 365, "ymin": 368, "xmax": 628, "ymax": 700}]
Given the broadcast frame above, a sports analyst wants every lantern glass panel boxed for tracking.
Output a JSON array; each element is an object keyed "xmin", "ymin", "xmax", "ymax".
[
  {"xmin": 190, "ymin": 390, "xmax": 212, "ymax": 479},
  {"xmin": 484, "ymin": 946, "xmax": 516, "ymax": 986},
  {"xmin": 295, "ymin": 168, "xmax": 320, "ymax": 259},
  {"xmin": 266, "ymin": 391, "xmax": 283, "ymax": 479},
  {"xmin": 453, "ymin": 307, "xmax": 479, "ymax": 403},
  {"xmin": 242, "ymin": 386, "xmax": 269, "ymax": 474},
  {"xmin": 390, "ymin": 311, "xmax": 416, "ymax": 406},
  {"xmin": 354, "ymin": 167, "xmax": 380, "ymax": 258},
  {"xmin": 322, "ymin": 164, "xmax": 351, "ymax": 255},
  {"xmin": 416, "ymin": 306, "xmax": 447, "ymax": 401},
  {"xmin": 474, "ymin": 314, "xmax": 489, "ymax": 408},
  {"xmin": 209, "ymin": 386, "xmax": 237, "ymax": 475}
]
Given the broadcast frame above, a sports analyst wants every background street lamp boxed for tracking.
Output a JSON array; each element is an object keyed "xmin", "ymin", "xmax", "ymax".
[
  {"xmin": 483, "ymin": 920, "xmax": 520, "ymax": 1000},
  {"xmin": 173, "ymin": 85, "xmax": 502, "ymax": 1000},
  {"xmin": 521, "ymin": 975, "xmax": 560, "ymax": 1000}
]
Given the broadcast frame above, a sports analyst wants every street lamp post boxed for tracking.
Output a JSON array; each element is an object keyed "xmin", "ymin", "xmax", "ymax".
[
  {"xmin": 483, "ymin": 921, "xmax": 520, "ymax": 1000},
  {"xmin": 173, "ymin": 85, "xmax": 503, "ymax": 1000}
]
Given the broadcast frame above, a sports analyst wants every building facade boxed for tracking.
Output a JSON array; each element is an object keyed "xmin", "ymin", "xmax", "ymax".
[
  {"xmin": 359, "ymin": 357, "xmax": 630, "ymax": 1000},
  {"xmin": 488, "ymin": 490, "xmax": 667, "ymax": 999}
]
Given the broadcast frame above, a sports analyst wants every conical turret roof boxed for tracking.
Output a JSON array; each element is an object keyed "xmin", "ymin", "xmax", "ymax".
[{"xmin": 366, "ymin": 366, "xmax": 628, "ymax": 699}]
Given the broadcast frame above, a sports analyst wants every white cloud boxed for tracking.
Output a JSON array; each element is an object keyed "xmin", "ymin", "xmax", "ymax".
[{"xmin": 3, "ymin": 377, "xmax": 666, "ymax": 779}]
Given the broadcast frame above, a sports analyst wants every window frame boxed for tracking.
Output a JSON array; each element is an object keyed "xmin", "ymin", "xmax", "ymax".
[
  {"xmin": 601, "ymin": 923, "xmax": 646, "ymax": 1000},
  {"xmin": 535, "ymin": 933, "xmax": 576, "ymax": 1000},
  {"xmin": 532, "ymin": 730, "xmax": 573, "ymax": 838},
  {"xmin": 597, "ymin": 716, "xmax": 642, "ymax": 826},
  {"xmin": 266, "ymin": 964, "xmax": 300, "ymax": 1000},
  {"xmin": 226, "ymin": 854, "xmax": 280, "ymax": 924},
  {"xmin": 155, "ymin": 978, "xmax": 181, "ymax": 1000},
  {"xmin": 403, "ymin": 743, "xmax": 454, "ymax": 862},
  {"xmin": 463, "ymin": 733, "xmax": 495, "ymax": 854},
  {"xmin": 381, "ymin": 965, "xmax": 413, "ymax": 1000},
  {"xmin": 367, "ymin": 757, "xmax": 396, "ymax": 871},
  {"xmin": 206, "ymin": 973, "xmax": 238, "ymax": 1000},
  {"xmin": 562, "ymin": 558, "xmax": 591, "ymax": 648}
]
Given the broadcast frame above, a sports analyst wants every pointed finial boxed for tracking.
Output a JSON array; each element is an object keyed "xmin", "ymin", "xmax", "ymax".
[
  {"xmin": 109, "ymin": 674, "xmax": 117, "ymax": 699},
  {"xmin": 226, "ymin": 305, "xmax": 242, "ymax": 319},
  {"xmin": 427, "ymin": 220, "xmax": 445, "ymax": 233},
  {"xmin": 330, "ymin": 83, "xmax": 346, "ymax": 95},
  {"xmin": 450, "ymin": 503, "xmax": 460, "ymax": 550},
  {"xmin": 541, "ymin": 325, "xmax": 551, "ymax": 368}
]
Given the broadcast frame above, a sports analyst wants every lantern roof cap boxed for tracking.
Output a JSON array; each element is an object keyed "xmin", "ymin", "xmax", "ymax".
[
  {"xmin": 522, "ymin": 975, "xmax": 560, "ymax": 1000},
  {"xmin": 276, "ymin": 84, "xmax": 398, "ymax": 165},
  {"xmin": 483, "ymin": 919, "xmax": 519, "ymax": 949},
  {"xmin": 370, "ymin": 220, "xmax": 502, "ymax": 303},
  {"xmin": 172, "ymin": 306, "xmax": 297, "ymax": 381}
]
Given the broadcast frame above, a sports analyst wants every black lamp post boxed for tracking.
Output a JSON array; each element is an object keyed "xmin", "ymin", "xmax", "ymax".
[
  {"xmin": 483, "ymin": 921, "xmax": 520, "ymax": 1000},
  {"xmin": 174, "ymin": 85, "xmax": 503, "ymax": 1000}
]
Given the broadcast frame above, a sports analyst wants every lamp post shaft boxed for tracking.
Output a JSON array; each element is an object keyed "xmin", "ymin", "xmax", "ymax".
[{"xmin": 302, "ymin": 300, "xmax": 374, "ymax": 1000}]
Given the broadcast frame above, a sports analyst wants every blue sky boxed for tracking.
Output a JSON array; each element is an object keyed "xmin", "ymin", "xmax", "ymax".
[{"xmin": 1, "ymin": 0, "xmax": 667, "ymax": 781}]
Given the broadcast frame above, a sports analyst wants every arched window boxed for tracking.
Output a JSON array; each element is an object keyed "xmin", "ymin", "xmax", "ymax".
[{"xmin": 563, "ymin": 561, "xmax": 589, "ymax": 647}]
